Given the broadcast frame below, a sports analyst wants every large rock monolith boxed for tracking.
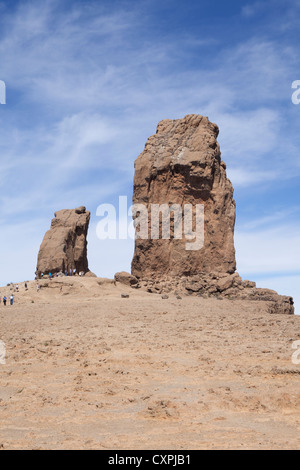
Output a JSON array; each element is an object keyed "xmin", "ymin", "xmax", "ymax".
[
  {"xmin": 132, "ymin": 114, "xmax": 236, "ymax": 279},
  {"xmin": 131, "ymin": 114, "xmax": 294, "ymax": 314},
  {"xmin": 36, "ymin": 206, "xmax": 90, "ymax": 278}
]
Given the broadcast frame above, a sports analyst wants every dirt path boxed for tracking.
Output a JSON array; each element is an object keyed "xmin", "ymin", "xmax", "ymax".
[{"xmin": 0, "ymin": 278, "xmax": 299, "ymax": 449}]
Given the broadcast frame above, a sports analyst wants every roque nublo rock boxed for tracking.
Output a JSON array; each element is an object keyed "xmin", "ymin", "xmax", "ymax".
[
  {"xmin": 36, "ymin": 206, "xmax": 90, "ymax": 278},
  {"xmin": 132, "ymin": 114, "xmax": 236, "ymax": 279},
  {"xmin": 131, "ymin": 115, "xmax": 294, "ymax": 314}
]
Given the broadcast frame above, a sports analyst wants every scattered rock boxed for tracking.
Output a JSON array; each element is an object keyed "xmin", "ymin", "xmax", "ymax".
[
  {"xmin": 114, "ymin": 271, "xmax": 138, "ymax": 287},
  {"xmin": 242, "ymin": 280, "xmax": 256, "ymax": 288},
  {"xmin": 75, "ymin": 206, "xmax": 86, "ymax": 214},
  {"xmin": 143, "ymin": 400, "xmax": 180, "ymax": 420},
  {"xmin": 121, "ymin": 293, "xmax": 130, "ymax": 298},
  {"xmin": 215, "ymin": 276, "xmax": 234, "ymax": 292},
  {"xmin": 267, "ymin": 299, "xmax": 294, "ymax": 315}
]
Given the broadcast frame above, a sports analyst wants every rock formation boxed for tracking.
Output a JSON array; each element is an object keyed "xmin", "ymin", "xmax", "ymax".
[
  {"xmin": 36, "ymin": 206, "xmax": 90, "ymax": 278},
  {"xmin": 114, "ymin": 271, "xmax": 138, "ymax": 287},
  {"xmin": 132, "ymin": 114, "xmax": 236, "ymax": 278},
  {"xmin": 131, "ymin": 115, "xmax": 294, "ymax": 314}
]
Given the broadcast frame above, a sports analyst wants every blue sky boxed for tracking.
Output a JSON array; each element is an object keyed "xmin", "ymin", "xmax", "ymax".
[{"xmin": 0, "ymin": 0, "xmax": 299, "ymax": 312}]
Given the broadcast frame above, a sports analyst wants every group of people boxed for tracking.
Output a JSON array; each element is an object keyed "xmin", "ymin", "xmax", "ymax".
[
  {"xmin": 0, "ymin": 281, "xmax": 30, "ymax": 307},
  {"xmin": 38, "ymin": 268, "xmax": 78, "ymax": 279},
  {"xmin": 0, "ymin": 294, "xmax": 14, "ymax": 306},
  {"xmin": 65, "ymin": 268, "xmax": 77, "ymax": 277},
  {"xmin": 1, "ymin": 269, "xmax": 83, "ymax": 305}
]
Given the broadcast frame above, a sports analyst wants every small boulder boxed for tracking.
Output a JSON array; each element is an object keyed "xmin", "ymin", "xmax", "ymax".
[
  {"xmin": 114, "ymin": 271, "xmax": 138, "ymax": 287},
  {"xmin": 75, "ymin": 206, "xmax": 86, "ymax": 214},
  {"xmin": 216, "ymin": 276, "xmax": 234, "ymax": 292},
  {"xmin": 242, "ymin": 280, "xmax": 256, "ymax": 289}
]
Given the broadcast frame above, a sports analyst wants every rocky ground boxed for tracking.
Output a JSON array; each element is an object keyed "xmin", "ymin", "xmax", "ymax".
[{"xmin": 0, "ymin": 276, "xmax": 299, "ymax": 450}]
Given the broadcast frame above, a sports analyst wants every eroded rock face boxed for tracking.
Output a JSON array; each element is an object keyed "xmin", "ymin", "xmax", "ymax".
[
  {"xmin": 131, "ymin": 115, "xmax": 294, "ymax": 314},
  {"xmin": 36, "ymin": 207, "xmax": 90, "ymax": 278},
  {"xmin": 132, "ymin": 114, "xmax": 236, "ymax": 279}
]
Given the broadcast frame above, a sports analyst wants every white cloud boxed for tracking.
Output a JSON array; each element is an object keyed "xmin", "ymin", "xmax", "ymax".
[
  {"xmin": 235, "ymin": 224, "xmax": 300, "ymax": 275},
  {"xmin": 51, "ymin": 113, "xmax": 119, "ymax": 170},
  {"xmin": 241, "ymin": 2, "xmax": 263, "ymax": 18},
  {"xmin": 227, "ymin": 167, "xmax": 280, "ymax": 187},
  {"xmin": 217, "ymin": 109, "xmax": 280, "ymax": 159},
  {"xmin": 239, "ymin": 207, "xmax": 300, "ymax": 230}
]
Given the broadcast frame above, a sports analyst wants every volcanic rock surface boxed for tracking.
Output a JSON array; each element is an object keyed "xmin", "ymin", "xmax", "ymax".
[
  {"xmin": 131, "ymin": 114, "xmax": 294, "ymax": 314},
  {"xmin": 36, "ymin": 206, "xmax": 90, "ymax": 278},
  {"xmin": 132, "ymin": 114, "xmax": 236, "ymax": 278}
]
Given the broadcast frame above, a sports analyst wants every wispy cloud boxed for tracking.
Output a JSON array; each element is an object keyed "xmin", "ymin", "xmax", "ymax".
[
  {"xmin": 0, "ymin": 0, "xmax": 299, "ymax": 314},
  {"xmin": 239, "ymin": 207, "xmax": 300, "ymax": 230},
  {"xmin": 241, "ymin": 1, "xmax": 266, "ymax": 18},
  {"xmin": 227, "ymin": 168, "xmax": 281, "ymax": 187},
  {"xmin": 235, "ymin": 223, "xmax": 300, "ymax": 275}
]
